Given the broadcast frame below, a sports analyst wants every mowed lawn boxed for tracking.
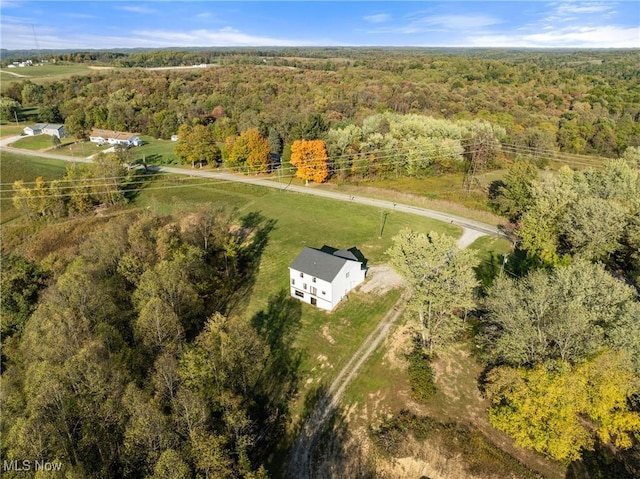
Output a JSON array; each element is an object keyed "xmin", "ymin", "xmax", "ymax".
[
  {"xmin": 135, "ymin": 178, "xmax": 462, "ymax": 400},
  {"xmin": 131, "ymin": 136, "xmax": 180, "ymax": 164},
  {"xmin": 0, "ymin": 153, "xmax": 69, "ymax": 223},
  {"xmin": 10, "ymin": 134, "xmax": 74, "ymax": 151},
  {"xmin": 135, "ymin": 178, "xmax": 461, "ymax": 312}
]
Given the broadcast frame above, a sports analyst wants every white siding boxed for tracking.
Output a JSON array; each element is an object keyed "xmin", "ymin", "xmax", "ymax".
[{"xmin": 289, "ymin": 261, "xmax": 365, "ymax": 311}]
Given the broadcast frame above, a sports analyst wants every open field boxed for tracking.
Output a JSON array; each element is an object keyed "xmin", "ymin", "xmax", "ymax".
[
  {"xmin": 57, "ymin": 140, "xmax": 112, "ymax": 157},
  {"xmin": 0, "ymin": 64, "xmax": 97, "ymax": 90},
  {"xmin": 134, "ymin": 177, "xmax": 462, "ymax": 310},
  {"xmin": 353, "ymin": 170, "xmax": 505, "ymax": 213}
]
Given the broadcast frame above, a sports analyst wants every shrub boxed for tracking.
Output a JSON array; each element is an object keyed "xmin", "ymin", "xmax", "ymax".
[{"xmin": 407, "ymin": 346, "xmax": 436, "ymax": 402}]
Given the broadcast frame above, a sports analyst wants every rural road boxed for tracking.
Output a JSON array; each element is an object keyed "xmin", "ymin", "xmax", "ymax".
[{"xmin": 1, "ymin": 140, "xmax": 506, "ymax": 244}]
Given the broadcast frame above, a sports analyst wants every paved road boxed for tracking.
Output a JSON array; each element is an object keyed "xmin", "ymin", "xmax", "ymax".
[{"xmin": 1, "ymin": 140, "xmax": 506, "ymax": 243}]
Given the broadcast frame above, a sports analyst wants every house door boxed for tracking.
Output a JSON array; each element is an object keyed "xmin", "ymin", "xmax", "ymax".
[{"xmin": 310, "ymin": 297, "xmax": 317, "ymax": 306}]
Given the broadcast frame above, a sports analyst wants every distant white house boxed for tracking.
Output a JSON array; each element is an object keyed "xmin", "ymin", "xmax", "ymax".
[
  {"xmin": 89, "ymin": 128, "xmax": 142, "ymax": 147},
  {"xmin": 23, "ymin": 123, "xmax": 65, "ymax": 138},
  {"xmin": 42, "ymin": 124, "xmax": 65, "ymax": 138},
  {"xmin": 289, "ymin": 247, "xmax": 367, "ymax": 311}
]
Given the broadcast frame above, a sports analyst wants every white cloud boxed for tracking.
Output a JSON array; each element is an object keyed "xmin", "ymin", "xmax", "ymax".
[
  {"xmin": 467, "ymin": 24, "xmax": 640, "ymax": 48},
  {"xmin": 366, "ymin": 14, "xmax": 502, "ymax": 34},
  {"xmin": 131, "ymin": 27, "xmax": 316, "ymax": 47},
  {"xmin": 63, "ymin": 13, "xmax": 99, "ymax": 20},
  {"xmin": 119, "ymin": 5, "xmax": 157, "ymax": 14},
  {"xmin": 1, "ymin": 23, "xmax": 320, "ymax": 49},
  {"xmin": 364, "ymin": 14, "xmax": 390, "ymax": 24},
  {"xmin": 0, "ymin": 0, "xmax": 22, "ymax": 8},
  {"xmin": 554, "ymin": 2, "xmax": 616, "ymax": 16}
]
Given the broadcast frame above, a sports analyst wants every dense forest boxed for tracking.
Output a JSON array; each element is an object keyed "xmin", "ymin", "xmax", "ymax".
[{"xmin": 2, "ymin": 49, "xmax": 639, "ymax": 160}]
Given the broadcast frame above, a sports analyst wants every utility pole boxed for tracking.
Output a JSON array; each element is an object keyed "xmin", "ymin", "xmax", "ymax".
[
  {"xmin": 379, "ymin": 210, "xmax": 389, "ymax": 239},
  {"xmin": 500, "ymin": 253, "xmax": 508, "ymax": 276}
]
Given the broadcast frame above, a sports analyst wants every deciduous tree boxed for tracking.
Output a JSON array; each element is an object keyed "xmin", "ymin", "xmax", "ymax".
[
  {"xmin": 486, "ymin": 352, "xmax": 640, "ymax": 462},
  {"xmin": 290, "ymin": 139, "xmax": 329, "ymax": 184},
  {"xmin": 387, "ymin": 229, "xmax": 479, "ymax": 355}
]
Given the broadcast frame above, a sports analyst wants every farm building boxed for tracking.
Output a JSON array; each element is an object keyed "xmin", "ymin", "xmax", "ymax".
[{"xmin": 289, "ymin": 246, "xmax": 367, "ymax": 311}]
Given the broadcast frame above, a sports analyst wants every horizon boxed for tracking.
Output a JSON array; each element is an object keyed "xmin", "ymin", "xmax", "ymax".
[{"xmin": 1, "ymin": 1, "xmax": 639, "ymax": 50}]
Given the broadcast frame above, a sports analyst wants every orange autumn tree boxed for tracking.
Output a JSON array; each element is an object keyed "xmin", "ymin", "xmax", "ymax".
[{"xmin": 290, "ymin": 139, "xmax": 329, "ymax": 184}]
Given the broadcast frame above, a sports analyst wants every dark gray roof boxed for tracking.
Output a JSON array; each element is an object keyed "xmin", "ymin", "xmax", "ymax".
[
  {"xmin": 289, "ymin": 247, "xmax": 360, "ymax": 282},
  {"xmin": 333, "ymin": 249, "xmax": 359, "ymax": 261}
]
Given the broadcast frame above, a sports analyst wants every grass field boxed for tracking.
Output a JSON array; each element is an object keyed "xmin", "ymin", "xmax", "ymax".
[
  {"xmin": 0, "ymin": 153, "xmax": 69, "ymax": 224},
  {"xmin": 9, "ymin": 134, "xmax": 73, "ymax": 151},
  {"xmin": 349, "ymin": 170, "xmax": 505, "ymax": 213},
  {"xmin": 134, "ymin": 176, "xmax": 462, "ymax": 405},
  {"xmin": 131, "ymin": 136, "xmax": 180, "ymax": 164},
  {"xmin": 57, "ymin": 140, "xmax": 112, "ymax": 157},
  {"xmin": 0, "ymin": 64, "xmax": 98, "ymax": 90}
]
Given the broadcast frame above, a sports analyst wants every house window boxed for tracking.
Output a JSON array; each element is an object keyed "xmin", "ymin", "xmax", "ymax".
[
  {"xmin": 312, "ymin": 277, "xmax": 316, "ymax": 283},
  {"xmin": 300, "ymin": 272, "xmax": 304, "ymax": 278},
  {"xmin": 346, "ymin": 272, "xmax": 350, "ymax": 278},
  {"xmin": 295, "ymin": 290, "xmax": 304, "ymax": 298},
  {"xmin": 291, "ymin": 278, "xmax": 295, "ymax": 285},
  {"xmin": 303, "ymin": 283, "xmax": 307, "ymax": 290},
  {"xmin": 310, "ymin": 287, "xmax": 317, "ymax": 295}
]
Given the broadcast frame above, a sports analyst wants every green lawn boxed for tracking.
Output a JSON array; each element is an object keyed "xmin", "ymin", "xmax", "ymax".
[
  {"xmin": 10, "ymin": 134, "xmax": 73, "ymax": 151},
  {"xmin": 468, "ymin": 235, "xmax": 514, "ymax": 290},
  {"xmin": 0, "ymin": 153, "xmax": 69, "ymax": 224},
  {"xmin": 136, "ymin": 178, "xmax": 461, "ymax": 314},
  {"xmin": 131, "ymin": 136, "xmax": 180, "ymax": 164},
  {"xmin": 135, "ymin": 177, "xmax": 462, "ymax": 409},
  {"xmin": 57, "ymin": 140, "xmax": 112, "ymax": 157}
]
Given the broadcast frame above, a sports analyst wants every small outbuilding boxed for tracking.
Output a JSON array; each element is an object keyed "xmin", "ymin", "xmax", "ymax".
[{"xmin": 289, "ymin": 246, "xmax": 367, "ymax": 311}]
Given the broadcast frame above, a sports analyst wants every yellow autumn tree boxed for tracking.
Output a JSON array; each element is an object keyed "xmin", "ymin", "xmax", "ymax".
[
  {"xmin": 486, "ymin": 351, "xmax": 640, "ymax": 462},
  {"xmin": 290, "ymin": 139, "xmax": 329, "ymax": 184}
]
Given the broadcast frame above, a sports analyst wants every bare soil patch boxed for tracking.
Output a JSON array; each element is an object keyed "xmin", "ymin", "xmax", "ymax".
[{"xmin": 360, "ymin": 265, "xmax": 405, "ymax": 296}]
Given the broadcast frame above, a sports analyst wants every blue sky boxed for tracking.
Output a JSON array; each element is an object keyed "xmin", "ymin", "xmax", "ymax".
[{"xmin": 1, "ymin": 1, "xmax": 639, "ymax": 50}]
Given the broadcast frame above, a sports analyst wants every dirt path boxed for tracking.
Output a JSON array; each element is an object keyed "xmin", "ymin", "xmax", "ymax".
[{"xmin": 286, "ymin": 292, "xmax": 408, "ymax": 478}]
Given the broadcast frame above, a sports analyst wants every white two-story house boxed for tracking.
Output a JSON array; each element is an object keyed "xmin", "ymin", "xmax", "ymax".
[{"xmin": 289, "ymin": 247, "xmax": 367, "ymax": 311}]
